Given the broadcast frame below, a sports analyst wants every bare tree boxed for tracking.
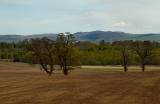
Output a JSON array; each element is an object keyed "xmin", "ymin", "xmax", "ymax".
[
  {"xmin": 132, "ymin": 41, "xmax": 154, "ymax": 72},
  {"xmin": 55, "ymin": 33, "xmax": 79, "ymax": 75},
  {"xmin": 114, "ymin": 41, "xmax": 130, "ymax": 72},
  {"xmin": 27, "ymin": 37, "xmax": 55, "ymax": 75}
]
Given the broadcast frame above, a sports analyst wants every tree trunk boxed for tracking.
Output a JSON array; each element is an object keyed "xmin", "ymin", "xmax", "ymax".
[
  {"xmin": 124, "ymin": 65, "xmax": 128, "ymax": 72},
  {"xmin": 48, "ymin": 72, "xmax": 52, "ymax": 76},
  {"xmin": 63, "ymin": 66, "xmax": 68, "ymax": 75},
  {"xmin": 40, "ymin": 63, "xmax": 53, "ymax": 76},
  {"xmin": 141, "ymin": 64, "xmax": 145, "ymax": 72}
]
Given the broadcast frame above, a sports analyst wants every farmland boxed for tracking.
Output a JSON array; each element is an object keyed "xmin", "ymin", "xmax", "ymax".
[{"xmin": 0, "ymin": 62, "xmax": 160, "ymax": 104}]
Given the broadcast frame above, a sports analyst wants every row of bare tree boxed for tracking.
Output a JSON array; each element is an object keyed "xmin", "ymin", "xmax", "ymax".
[
  {"xmin": 25, "ymin": 33, "xmax": 158, "ymax": 74},
  {"xmin": 23, "ymin": 33, "xmax": 79, "ymax": 75},
  {"xmin": 1, "ymin": 33, "xmax": 158, "ymax": 75},
  {"xmin": 114, "ymin": 41, "xmax": 156, "ymax": 72}
]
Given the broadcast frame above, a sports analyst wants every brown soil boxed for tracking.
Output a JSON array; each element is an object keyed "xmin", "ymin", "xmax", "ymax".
[{"xmin": 0, "ymin": 62, "xmax": 160, "ymax": 104}]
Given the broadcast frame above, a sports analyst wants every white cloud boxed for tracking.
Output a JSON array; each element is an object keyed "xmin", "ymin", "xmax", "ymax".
[
  {"xmin": 86, "ymin": 24, "xmax": 92, "ymax": 27},
  {"xmin": 113, "ymin": 21, "xmax": 127, "ymax": 27}
]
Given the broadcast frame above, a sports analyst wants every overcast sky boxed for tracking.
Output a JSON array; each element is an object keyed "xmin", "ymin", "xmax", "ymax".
[{"xmin": 0, "ymin": 0, "xmax": 160, "ymax": 35}]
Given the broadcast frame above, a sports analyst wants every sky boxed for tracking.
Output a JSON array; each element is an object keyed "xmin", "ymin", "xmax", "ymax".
[{"xmin": 0, "ymin": 0, "xmax": 160, "ymax": 35}]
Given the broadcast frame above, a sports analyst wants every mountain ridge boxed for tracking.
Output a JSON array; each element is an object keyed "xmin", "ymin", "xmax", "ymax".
[{"xmin": 0, "ymin": 31, "xmax": 160, "ymax": 43}]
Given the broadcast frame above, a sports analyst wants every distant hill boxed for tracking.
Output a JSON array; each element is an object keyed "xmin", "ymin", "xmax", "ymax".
[
  {"xmin": 0, "ymin": 31, "xmax": 160, "ymax": 43},
  {"xmin": 75, "ymin": 31, "xmax": 160, "ymax": 42},
  {"xmin": 0, "ymin": 33, "xmax": 57, "ymax": 43},
  {"xmin": 0, "ymin": 35, "xmax": 23, "ymax": 43},
  {"xmin": 125, "ymin": 34, "xmax": 160, "ymax": 41},
  {"xmin": 75, "ymin": 31, "xmax": 129, "ymax": 42}
]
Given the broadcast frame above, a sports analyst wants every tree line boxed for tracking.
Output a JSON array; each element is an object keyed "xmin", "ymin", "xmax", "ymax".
[{"xmin": 0, "ymin": 33, "xmax": 160, "ymax": 75}]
